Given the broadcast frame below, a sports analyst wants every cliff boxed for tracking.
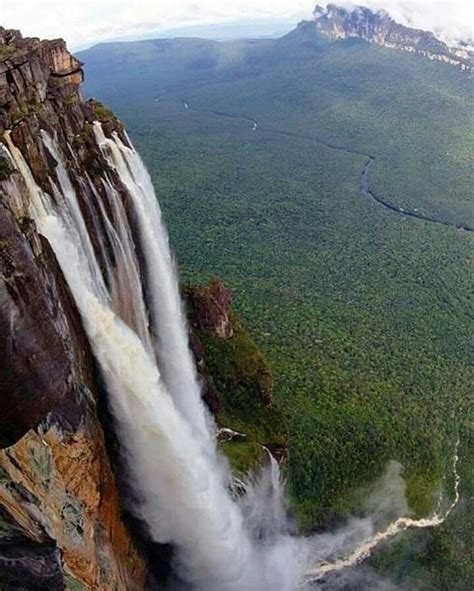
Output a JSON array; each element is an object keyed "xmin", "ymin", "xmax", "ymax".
[
  {"xmin": 0, "ymin": 27, "xmax": 286, "ymax": 589},
  {"xmin": 0, "ymin": 27, "xmax": 146, "ymax": 590},
  {"xmin": 301, "ymin": 4, "xmax": 472, "ymax": 70}
]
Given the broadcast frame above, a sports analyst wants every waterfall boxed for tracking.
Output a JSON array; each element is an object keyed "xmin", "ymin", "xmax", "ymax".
[
  {"xmin": 92, "ymin": 122, "xmax": 213, "ymax": 450},
  {"xmin": 4, "ymin": 127, "xmax": 461, "ymax": 591},
  {"xmin": 4, "ymin": 127, "xmax": 305, "ymax": 591}
]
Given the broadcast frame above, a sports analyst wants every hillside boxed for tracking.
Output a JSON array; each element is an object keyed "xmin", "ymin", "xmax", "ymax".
[{"xmin": 78, "ymin": 11, "xmax": 473, "ymax": 590}]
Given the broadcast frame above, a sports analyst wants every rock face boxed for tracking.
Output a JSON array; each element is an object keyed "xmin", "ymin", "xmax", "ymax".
[
  {"xmin": 0, "ymin": 27, "xmax": 289, "ymax": 588},
  {"xmin": 0, "ymin": 28, "xmax": 145, "ymax": 590},
  {"xmin": 185, "ymin": 278, "xmax": 234, "ymax": 340},
  {"xmin": 305, "ymin": 4, "xmax": 471, "ymax": 70},
  {"xmin": 185, "ymin": 280, "xmax": 235, "ymax": 413},
  {"xmin": 185, "ymin": 279, "xmax": 276, "ymax": 412}
]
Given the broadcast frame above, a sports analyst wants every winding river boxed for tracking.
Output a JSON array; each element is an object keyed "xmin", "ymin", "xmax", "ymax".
[
  {"xmin": 304, "ymin": 441, "xmax": 460, "ymax": 583},
  {"xmin": 177, "ymin": 98, "xmax": 473, "ymax": 233}
]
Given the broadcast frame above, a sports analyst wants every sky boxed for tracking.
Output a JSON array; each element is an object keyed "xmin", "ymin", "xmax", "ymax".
[{"xmin": 1, "ymin": 1, "xmax": 473, "ymax": 50}]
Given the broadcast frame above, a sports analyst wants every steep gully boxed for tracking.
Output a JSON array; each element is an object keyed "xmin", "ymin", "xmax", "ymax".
[{"xmin": 173, "ymin": 98, "xmax": 474, "ymax": 233}]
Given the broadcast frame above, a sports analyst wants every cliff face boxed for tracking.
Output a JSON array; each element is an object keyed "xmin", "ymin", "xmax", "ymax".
[
  {"xmin": 0, "ymin": 28, "xmax": 145, "ymax": 590},
  {"xmin": 0, "ymin": 27, "xmax": 288, "ymax": 589},
  {"xmin": 305, "ymin": 4, "xmax": 471, "ymax": 70}
]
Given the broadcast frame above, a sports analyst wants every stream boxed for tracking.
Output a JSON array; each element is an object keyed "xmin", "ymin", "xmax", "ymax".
[{"xmin": 177, "ymin": 98, "xmax": 473, "ymax": 233}]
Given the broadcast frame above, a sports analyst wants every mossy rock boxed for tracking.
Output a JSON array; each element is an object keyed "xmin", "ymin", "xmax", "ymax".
[
  {"xmin": 194, "ymin": 316, "xmax": 288, "ymax": 475},
  {"xmin": 88, "ymin": 99, "xmax": 124, "ymax": 132},
  {"xmin": 199, "ymin": 324, "xmax": 288, "ymax": 445},
  {"xmin": 0, "ymin": 45, "xmax": 16, "ymax": 59},
  {"xmin": 64, "ymin": 575, "xmax": 89, "ymax": 591},
  {"xmin": 221, "ymin": 440, "xmax": 266, "ymax": 476},
  {"xmin": 0, "ymin": 154, "xmax": 12, "ymax": 181},
  {"xmin": 185, "ymin": 279, "xmax": 289, "ymax": 475},
  {"xmin": 82, "ymin": 147, "xmax": 111, "ymax": 178}
]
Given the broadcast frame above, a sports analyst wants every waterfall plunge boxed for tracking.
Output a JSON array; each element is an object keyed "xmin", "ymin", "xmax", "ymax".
[
  {"xmin": 5, "ymin": 127, "xmax": 305, "ymax": 590},
  {"xmin": 4, "ymin": 127, "xmax": 460, "ymax": 591}
]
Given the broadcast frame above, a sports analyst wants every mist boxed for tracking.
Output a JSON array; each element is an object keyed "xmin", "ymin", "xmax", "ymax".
[
  {"xmin": 333, "ymin": 1, "xmax": 473, "ymax": 46},
  {"xmin": 3, "ymin": 1, "xmax": 472, "ymax": 51}
]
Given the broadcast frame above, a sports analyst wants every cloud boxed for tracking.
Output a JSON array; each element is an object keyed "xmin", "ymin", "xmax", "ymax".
[
  {"xmin": 1, "ymin": 1, "xmax": 472, "ymax": 50},
  {"xmin": 334, "ymin": 1, "xmax": 474, "ymax": 46}
]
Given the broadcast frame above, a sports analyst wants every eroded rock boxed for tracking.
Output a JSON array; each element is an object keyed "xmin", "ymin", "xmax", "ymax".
[
  {"xmin": 185, "ymin": 278, "xmax": 234, "ymax": 339},
  {"xmin": 0, "ymin": 28, "xmax": 145, "ymax": 589},
  {"xmin": 307, "ymin": 4, "xmax": 472, "ymax": 70}
]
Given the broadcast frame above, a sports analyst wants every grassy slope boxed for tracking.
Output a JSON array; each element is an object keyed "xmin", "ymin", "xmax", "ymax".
[
  {"xmin": 80, "ymin": 30, "xmax": 473, "ymax": 586},
  {"xmin": 198, "ymin": 316, "xmax": 289, "ymax": 475}
]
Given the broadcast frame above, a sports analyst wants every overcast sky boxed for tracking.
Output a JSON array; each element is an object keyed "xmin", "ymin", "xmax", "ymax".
[{"xmin": 1, "ymin": 1, "xmax": 472, "ymax": 50}]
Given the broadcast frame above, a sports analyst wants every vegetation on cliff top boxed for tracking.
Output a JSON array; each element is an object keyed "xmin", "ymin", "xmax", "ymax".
[{"xmin": 88, "ymin": 98, "xmax": 124, "ymax": 132}]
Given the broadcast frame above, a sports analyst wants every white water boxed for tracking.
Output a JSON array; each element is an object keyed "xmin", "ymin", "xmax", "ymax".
[
  {"xmin": 4, "ymin": 128, "xmax": 461, "ymax": 591},
  {"xmin": 93, "ymin": 122, "xmax": 213, "ymax": 449},
  {"xmin": 305, "ymin": 443, "xmax": 461, "ymax": 582},
  {"xmin": 5, "ymin": 127, "xmax": 304, "ymax": 591}
]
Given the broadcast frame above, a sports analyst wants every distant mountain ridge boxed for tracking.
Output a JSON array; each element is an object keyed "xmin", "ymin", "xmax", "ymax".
[{"xmin": 299, "ymin": 4, "xmax": 471, "ymax": 70}]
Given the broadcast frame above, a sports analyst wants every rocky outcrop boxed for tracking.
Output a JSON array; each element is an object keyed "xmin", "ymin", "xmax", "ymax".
[
  {"xmin": 0, "ymin": 421, "xmax": 144, "ymax": 590},
  {"xmin": 185, "ymin": 278, "xmax": 234, "ymax": 340},
  {"xmin": 185, "ymin": 280, "xmax": 288, "ymax": 474},
  {"xmin": 185, "ymin": 279, "xmax": 275, "ymax": 409},
  {"xmin": 0, "ymin": 28, "xmax": 145, "ymax": 589},
  {"xmin": 304, "ymin": 4, "xmax": 471, "ymax": 70}
]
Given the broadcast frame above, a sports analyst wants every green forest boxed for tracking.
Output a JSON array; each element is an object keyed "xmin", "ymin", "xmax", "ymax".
[{"xmin": 80, "ymin": 29, "xmax": 473, "ymax": 589}]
